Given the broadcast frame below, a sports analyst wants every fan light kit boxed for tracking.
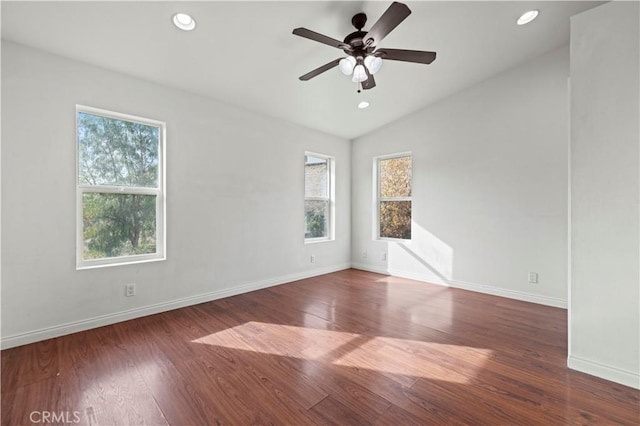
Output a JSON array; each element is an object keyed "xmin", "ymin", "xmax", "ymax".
[
  {"xmin": 292, "ymin": 1, "xmax": 436, "ymax": 91},
  {"xmin": 517, "ymin": 10, "xmax": 539, "ymax": 25},
  {"xmin": 340, "ymin": 56, "xmax": 383, "ymax": 83},
  {"xmin": 173, "ymin": 13, "xmax": 196, "ymax": 31}
]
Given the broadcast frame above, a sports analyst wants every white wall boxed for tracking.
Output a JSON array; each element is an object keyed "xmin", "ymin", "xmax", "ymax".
[
  {"xmin": 1, "ymin": 41, "xmax": 351, "ymax": 348},
  {"xmin": 569, "ymin": 2, "xmax": 640, "ymax": 389},
  {"xmin": 351, "ymin": 46, "xmax": 569, "ymax": 308}
]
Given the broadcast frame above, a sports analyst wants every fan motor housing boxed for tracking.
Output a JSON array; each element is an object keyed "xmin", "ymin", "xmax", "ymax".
[
  {"xmin": 343, "ymin": 32, "xmax": 376, "ymax": 57},
  {"xmin": 344, "ymin": 30, "xmax": 366, "ymax": 48}
]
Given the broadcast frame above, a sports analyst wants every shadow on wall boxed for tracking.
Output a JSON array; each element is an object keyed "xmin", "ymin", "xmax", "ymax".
[{"xmin": 385, "ymin": 222, "xmax": 454, "ymax": 284}]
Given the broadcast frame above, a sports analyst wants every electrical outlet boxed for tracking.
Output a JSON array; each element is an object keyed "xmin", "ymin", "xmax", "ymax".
[
  {"xmin": 310, "ymin": 255, "xmax": 315, "ymax": 263},
  {"xmin": 381, "ymin": 252, "xmax": 387, "ymax": 261},
  {"xmin": 362, "ymin": 250, "xmax": 368, "ymax": 259},
  {"xmin": 125, "ymin": 283, "xmax": 136, "ymax": 297},
  {"xmin": 528, "ymin": 272, "xmax": 538, "ymax": 284}
]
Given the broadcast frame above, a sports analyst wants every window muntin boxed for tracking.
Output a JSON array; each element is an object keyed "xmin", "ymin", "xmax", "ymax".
[
  {"xmin": 305, "ymin": 153, "xmax": 333, "ymax": 241},
  {"xmin": 377, "ymin": 154, "xmax": 412, "ymax": 240},
  {"xmin": 77, "ymin": 106, "xmax": 165, "ymax": 268}
]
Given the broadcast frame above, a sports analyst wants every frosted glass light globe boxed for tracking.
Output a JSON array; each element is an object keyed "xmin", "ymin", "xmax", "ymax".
[
  {"xmin": 352, "ymin": 64, "xmax": 368, "ymax": 83},
  {"xmin": 364, "ymin": 55, "xmax": 382, "ymax": 74},
  {"xmin": 339, "ymin": 56, "xmax": 356, "ymax": 75}
]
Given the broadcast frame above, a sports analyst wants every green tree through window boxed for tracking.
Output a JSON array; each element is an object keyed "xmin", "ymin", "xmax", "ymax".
[{"xmin": 77, "ymin": 108, "xmax": 164, "ymax": 267}]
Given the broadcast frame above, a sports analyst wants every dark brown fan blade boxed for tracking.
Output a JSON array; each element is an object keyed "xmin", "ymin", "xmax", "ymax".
[
  {"xmin": 299, "ymin": 58, "xmax": 341, "ymax": 81},
  {"xmin": 376, "ymin": 48, "xmax": 436, "ymax": 64},
  {"xmin": 363, "ymin": 2, "xmax": 411, "ymax": 47},
  {"xmin": 362, "ymin": 68, "xmax": 376, "ymax": 90},
  {"xmin": 293, "ymin": 28, "xmax": 351, "ymax": 51},
  {"xmin": 362, "ymin": 75, "xmax": 376, "ymax": 90}
]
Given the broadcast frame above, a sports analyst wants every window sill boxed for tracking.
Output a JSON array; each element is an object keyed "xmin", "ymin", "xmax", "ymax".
[
  {"xmin": 304, "ymin": 238, "xmax": 334, "ymax": 245},
  {"xmin": 76, "ymin": 255, "xmax": 166, "ymax": 270},
  {"xmin": 377, "ymin": 237, "xmax": 412, "ymax": 243}
]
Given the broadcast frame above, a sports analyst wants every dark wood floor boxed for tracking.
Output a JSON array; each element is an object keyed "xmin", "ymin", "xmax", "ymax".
[{"xmin": 2, "ymin": 269, "xmax": 639, "ymax": 425}]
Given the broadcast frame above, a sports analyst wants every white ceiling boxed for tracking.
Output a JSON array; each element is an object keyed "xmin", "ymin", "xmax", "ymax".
[{"xmin": 1, "ymin": 1, "xmax": 602, "ymax": 139}]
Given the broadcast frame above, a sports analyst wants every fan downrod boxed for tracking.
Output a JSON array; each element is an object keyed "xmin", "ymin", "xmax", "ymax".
[{"xmin": 351, "ymin": 13, "xmax": 367, "ymax": 30}]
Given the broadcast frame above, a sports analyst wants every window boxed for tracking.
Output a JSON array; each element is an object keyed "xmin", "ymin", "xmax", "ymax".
[
  {"xmin": 305, "ymin": 152, "xmax": 334, "ymax": 242},
  {"xmin": 377, "ymin": 153, "xmax": 412, "ymax": 240},
  {"xmin": 76, "ymin": 106, "xmax": 165, "ymax": 268}
]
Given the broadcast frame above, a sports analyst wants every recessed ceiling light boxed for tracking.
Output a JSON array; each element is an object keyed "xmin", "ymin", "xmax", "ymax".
[
  {"xmin": 517, "ymin": 10, "xmax": 539, "ymax": 25},
  {"xmin": 173, "ymin": 13, "xmax": 196, "ymax": 31},
  {"xmin": 358, "ymin": 101, "xmax": 370, "ymax": 109}
]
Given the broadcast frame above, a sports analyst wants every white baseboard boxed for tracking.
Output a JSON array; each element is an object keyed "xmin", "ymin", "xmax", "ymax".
[
  {"xmin": 350, "ymin": 263, "xmax": 567, "ymax": 308},
  {"xmin": 350, "ymin": 263, "xmax": 390, "ymax": 276},
  {"xmin": 450, "ymin": 279, "xmax": 567, "ymax": 308},
  {"xmin": 568, "ymin": 355, "xmax": 640, "ymax": 390},
  {"xmin": 350, "ymin": 262, "xmax": 448, "ymax": 286},
  {"xmin": 0, "ymin": 263, "xmax": 351, "ymax": 349}
]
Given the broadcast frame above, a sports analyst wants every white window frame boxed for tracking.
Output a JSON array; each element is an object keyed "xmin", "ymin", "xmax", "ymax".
[
  {"xmin": 76, "ymin": 105, "xmax": 166, "ymax": 269},
  {"xmin": 374, "ymin": 152, "xmax": 412, "ymax": 241},
  {"xmin": 304, "ymin": 151, "xmax": 335, "ymax": 243}
]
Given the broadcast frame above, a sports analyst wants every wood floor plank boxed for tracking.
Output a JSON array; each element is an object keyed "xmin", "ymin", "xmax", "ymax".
[
  {"xmin": 2, "ymin": 269, "xmax": 639, "ymax": 425},
  {"xmin": 308, "ymin": 395, "xmax": 377, "ymax": 425},
  {"xmin": 69, "ymin": 336, "xmax": 168, "ymax": 426},
  {"xmin": 192, "ymin": 310, "xmax": 330, "ymax": 410},
  {"xmin": 373, "ymin": 404, "xmax": 444, "ymax": 426},
  {"xmin": 125, "ymin": 341, "xmax": 215, "ymax": 426},
  {"xmin": 1, "ymin": 339, "xmax": 59, "ymax": 391},
  {"xmin": 1, "ymin": 374, "xmax": 70, "ymax": 426}
]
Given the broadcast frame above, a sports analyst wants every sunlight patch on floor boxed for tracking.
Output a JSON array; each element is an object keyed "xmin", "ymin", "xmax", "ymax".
[
  {"xmin": 191, "ymin": 321, "xmax": 492, "ymax": 383},
  {"xmin": 192, "ymin": 321, "xmax": 361, "ymax": 359},
  {"xmin": 331, "ymin": 336, "xmax": 493, "ymax": 384}
]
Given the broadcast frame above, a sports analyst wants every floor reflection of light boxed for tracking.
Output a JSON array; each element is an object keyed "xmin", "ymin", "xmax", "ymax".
[
  {"xmin": 78, "ymin": 357, "xmax": 161, "ymax": 423},
  {"xmin": 192, "ymin": 322, "xmax": 492, "ymax": 384}
]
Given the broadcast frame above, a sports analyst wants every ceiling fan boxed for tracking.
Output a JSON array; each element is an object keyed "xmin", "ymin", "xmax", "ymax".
[{"xmin": 292, "ymin": 1, "xmax": 436, "ymax": 90}]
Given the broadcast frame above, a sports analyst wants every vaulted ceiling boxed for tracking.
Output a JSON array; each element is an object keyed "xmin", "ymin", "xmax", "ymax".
[{"xmin": 1, "ymin": 1, "xmax": 602, "ymax": 139}]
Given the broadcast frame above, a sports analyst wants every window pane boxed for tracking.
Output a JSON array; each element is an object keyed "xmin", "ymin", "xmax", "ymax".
[
  {"xmin": 78, "ymin": 112, "xmax": 159, "ymax": 187},
  {"xmin": 305, "ymin": 199, "xmax": 329, "ymax": 239},
  {"xmin": 380, "ymin": 156, "xmax": 412, "ymax": 198},
  {"xmin": 305, "ymin": 155, "xmax": 328, "ymax": 198},
  {"xmin": 380, "ymin": 201, "xmax": 411, "ymax": 239},
  {"xmin": 82, "ymin": 193, "xmax": 157, "ymax": 260}
]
